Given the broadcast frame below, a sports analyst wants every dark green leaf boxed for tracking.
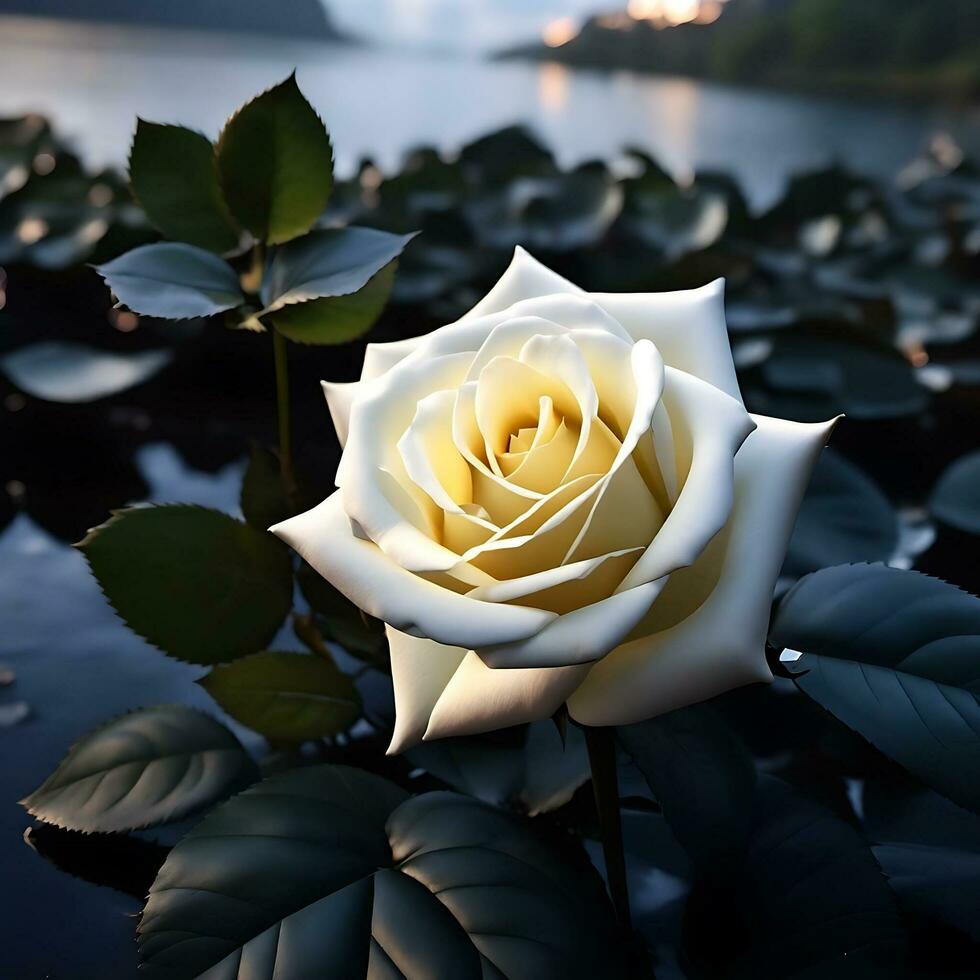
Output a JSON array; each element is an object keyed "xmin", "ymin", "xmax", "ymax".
[
  {"xmin": 216, "ymin": 74, "xmax": 333, "ymax": 245},
  {"xmin": 129, "ymin": 120, "xmax": 239, "ymax": 253},
  {"xmin": 772, "ymin": 563, "xmax": 980, "ymax": 813},
  {"xmin": 139, "ymin": 766, "xmax": 625, "ymax": 979},
  {"xmin": 929, "ymin": 450, "xmax": 980, "ymax": 535},
  {"xmin": 261, "ymin": 226, "xmax": 414, "ymax": 310},
  {"xmin": 1, "ymin": 341, "xmax": 171, "ymax": 402},
  {"xmin": 298, "ymin": 561, "xmax": 387, "ymax": 665},
  {"xmin": 20, "ymin": 705, "xmax": 257, "ymax": 833},
  {"xmin": 864, "ymin": 778, "xmax": 980, "ymax": 941},
  {"xmin": 784, "ymin": 449, "xmax": 898, "ymax": 576},
  {"xmin": 270, "ymin": 262, "xmax": 396, "ymax": 344},
  {"xmin": 95, "ymin": 242, "xmax": 243, "ymax": 318},
  {"xmin": 617, "ymin": 704, "xmax": 756, "ymax": 873},
  {"xmin": 407, "ymin": 719, "xmax": 589, "ymax": 815},
  {"xmin": 240, "ymin": 445, "xmax": 291, "ymax": 530},
  {"xmin": 199, "ymin": 651, "xmax": 361, "ymax": 740},
  {"xmin": 79, "ymin": 506, "xmax": 293, "ymax": 664},
  {"xmin": 686, "ymin": 776, "xmax": 905, "ymax": 979}
]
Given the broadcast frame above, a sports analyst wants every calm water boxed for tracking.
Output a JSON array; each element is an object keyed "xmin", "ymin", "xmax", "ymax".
[{"xmin": 1, "ymin": 16, "xmax": 979, "ymax": 210}]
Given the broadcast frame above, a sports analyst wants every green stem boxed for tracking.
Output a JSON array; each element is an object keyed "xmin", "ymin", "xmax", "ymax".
[
  {"xmin": 272, "ymin": 328, "xmax": 297, "ymax": 504},
  {"xmin": 584, "ymin": 725, "xmax": 632, "ymax": 930}
]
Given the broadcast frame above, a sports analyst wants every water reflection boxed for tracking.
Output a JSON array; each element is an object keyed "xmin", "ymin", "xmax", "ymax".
[
  {"xmin": 0, "ymin": 17, "xmax": 976, "ymax": 210},
  {"xmin": 0, "ymin": 443, "xmax": 255, "ymax": 977}
]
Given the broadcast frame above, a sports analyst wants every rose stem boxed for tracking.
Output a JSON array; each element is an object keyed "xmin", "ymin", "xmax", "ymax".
[
  {"xmin": 584, "ymin": 725, "xmax": 632, "ymax": 930},
  {"xmin": 271, "ymin": 328, "xmax": 297, "ymax": 505}
]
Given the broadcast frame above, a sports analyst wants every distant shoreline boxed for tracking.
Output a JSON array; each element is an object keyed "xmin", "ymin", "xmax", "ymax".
[{"xmin": 496, "ymin": 47, "xmax": 980, "ymax": 110}]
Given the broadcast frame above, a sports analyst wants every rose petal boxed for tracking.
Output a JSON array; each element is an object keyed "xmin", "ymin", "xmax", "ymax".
[
  {"xmin": 461, "ymin": 245, "xmax": 583, "ymax": 321},
  {"xmin": 360, "ymin": 336, "xmax": 425, "ymax": 381},
  {"xmin": 321, "ymin": 380, "xmax": 359, "ymax": 450},
  {"xmin": 423, "ymin": 652, "xmax": 589, "ymax": 742},
  {"xmin": 466, "ymin": 546, "xmax": 643, "ymax": 611},
  {"xmin": 270, "ymin": 492, "xmax": 556, "ymax": 648},
  {"xmin": 566, "ymin": 414, "xmax": 838, "ymax": 726},
  {"xmin": 477, "ymin": 577, "xmax": 668, "ymax": 669},
  {"xmin": 591, "ymin": 278, "xmax": 743, "ymax": 403},
  {"xmin": 341, "ymin": 351, "xmax": 474, "ymax": 572},
  {"xmin": 397, "ymin": 389, "xmax": 472, "ymax": 515},
  {"xmin": 615, "ymin": 365, "xmax": 756, "ymax": 591},
  {"xmin": 386, "ymin": 627, "xmax": 468, "ymax": 755}
]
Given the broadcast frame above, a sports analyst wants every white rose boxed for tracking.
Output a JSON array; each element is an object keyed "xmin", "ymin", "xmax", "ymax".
[{"xmin": 272, "ymin": 248, "xmax": 835, "ymax": 752}]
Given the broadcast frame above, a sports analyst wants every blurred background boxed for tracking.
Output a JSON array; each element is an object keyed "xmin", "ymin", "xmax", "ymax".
[
  {"xmin": 2, "ymin": 3, "xmax": 979, "ymax": 978},
  {"xmin": 1, "ymin": 0, "xmax": 978, "ymax": 207}
]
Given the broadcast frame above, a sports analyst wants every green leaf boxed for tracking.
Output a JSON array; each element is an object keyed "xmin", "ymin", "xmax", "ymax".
[
  {"xmin": 269, "ymin": 261, "xmax": 396, "ymax": 345},
  {"xmin": 929, "ymin": 450, "xmax": 980, "ymax": 536},
  {"xmin": 771, "ymin": 563, "xmax": 980, "ymax": 813},
  {"xmin": 406, "ymin": 719, "xmax": 590, "ymax": 816},
  {"xmin": 128, "ymin": 120, "xmax": 239, "ymax": 253},
  {"xmin": 617, "ymin": 704, "xmax": 756, "ymax": 873},
  {"xmin": 20, "ymin": 705, "xmax": 258, "ymax": 833},
  {"xmin": 261, "ymin": 226, "xmax": 414, "ymax": 309},
  {"xmin": 1, "ymin": 341, "xmax": 171, "ymax": 403},
  {"xmin": 297, "ymin": 561, "xmax": 387, "ymax": 665},
  {"xmin": 865, "ymin": 779, "xmax": 980, "ymax": 942},
  {"xmin": 79, "ymin": 506, "xmax": 294, "ymax": 665},
  {"xmin": 685, "ymin": 776, "xmax": 905, "ymax": 979},
  {"xmin": 95, "ymin": 242, "xmax": 243, "ymax": 319},
  {"xmin": 216, "ymin": 74, "xmax": 334, "ymax": 245},
  {"xmin": 199, "ymin": 651, "xmax": 361, "ymax": 740},
  {"xmin": 784, "ymin": 448, "xmax": 897, "ymax": 577},
  {"xmin": 139, "ymin": 766, "xmax": 626, "ymax": 978},
  {"xmin": 240, "ymin": 444, "xmax": 291, "ymax": 530}
]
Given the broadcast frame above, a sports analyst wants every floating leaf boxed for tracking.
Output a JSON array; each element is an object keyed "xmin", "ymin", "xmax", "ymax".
[
  {"xmin": 216, "ymin": 74, "xmax": 333, "ymax": 245},
  {"xmin": 929, "ymin": 450, "xmax": 980, "ymax": 536},
  {"xmin": 95, "ymin": 242, "xmax": 243, "ymax": 318},
  {"xmin": 129, "ymin": 121, "xmax": 238, "ymax": 253},
  {"xmin": 139, "ymin": 766, "xmax": 624, "ymax": 978},
  {"xmin": 772, "ymin": 563, "xmax": 980, "ymax": 813},
  {"xmin": 79, "ymin": 506, "xmax": 293, "ymax": 664},
  {"xmin": 784, "ymin": 449, "xmax": 898, "ymax": 576},
  {"xmin": 269, "ymin": 261, "xmax": 396, "ymax": 344},
  {"xmin": 199, "ymin": 651, "xmax": 361, "ymax": 740},
  {"xmin": 617, "ymin": 704, "xmax": 756, "ymax": 873},
  {"xmin": 261, "ymin": 226, "xmax": 414, "ymax": 311},
  {"xmin": 20, "ymin": 705, "xmax": 257, "ymax": 833},
  {"xmin": 0, "ymin": 341, "xmax": 171, "ymax": 403}
]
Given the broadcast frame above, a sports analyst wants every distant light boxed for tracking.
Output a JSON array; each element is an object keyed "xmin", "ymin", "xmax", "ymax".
[
  {"xmin": 78, "ymin": 217, "xmax": 108, "ymax": 245},
  {"xmin": 542, "ymin": 17, "xmax": 579, "ymax": 48},
  {"xmin": 695, "ymin": 0, "xmax": 723, "ymax": 24},
  {"xmin": 88, "ymin": 183, "xmax": 114, "ymax": 207},
  {"xmin": 628, "ymin": 0, "xmax": 662, "ymax": 19},
  {"xmin": 663, "ymin": 0, "xmax": 699, "ymax": 25},
  {"xmin": 32, "ymin": 152, "xmax": 56, "ymax": 176},
  {"xmin": 111, "ymin": 310, "xmax": 140, "ymax": 333},
  {"xmin": 16, "ymin": 218, "xmax": 48, "ymax": 245}
]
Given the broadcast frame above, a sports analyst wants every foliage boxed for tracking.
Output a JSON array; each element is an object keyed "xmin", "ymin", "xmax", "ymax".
[{"xmin": 7, "ymin": 78, "xmax": 980, "ymax": 978}]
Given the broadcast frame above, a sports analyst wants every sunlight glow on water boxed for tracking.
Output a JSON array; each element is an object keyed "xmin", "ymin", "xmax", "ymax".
[{"xmin": 0, "ymin": 17, "xmax": 977, "ymax": 210}]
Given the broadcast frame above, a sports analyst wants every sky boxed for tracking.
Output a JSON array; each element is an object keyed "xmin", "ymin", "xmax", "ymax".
[{"xmin": 327, "ymin": 0, "xmax": 605, "ymax": 51}]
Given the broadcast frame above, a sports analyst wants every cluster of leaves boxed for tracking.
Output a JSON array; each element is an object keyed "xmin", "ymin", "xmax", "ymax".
[{"xmin": 5, "ymin": 87, "xmax": 980, "ymax": 979}]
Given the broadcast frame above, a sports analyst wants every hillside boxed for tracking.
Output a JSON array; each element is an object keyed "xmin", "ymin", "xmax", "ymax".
[
  {"xmin": 499, "ymin": 0, "xmax": 980, "ymax": 103},
  {"xmin": 0, "ymin": 0, "xmax": 351, "ymax": 41}
]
